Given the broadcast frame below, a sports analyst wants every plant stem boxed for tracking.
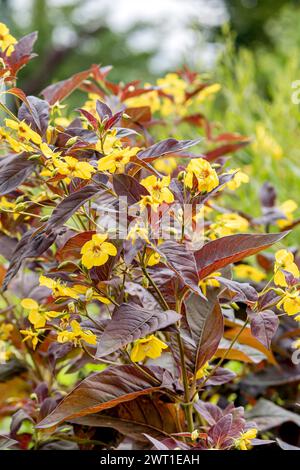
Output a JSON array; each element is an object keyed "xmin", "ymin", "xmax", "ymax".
[
  {"xmin": 176, "ymin": 331, "xmax": 193, "ymax": 433},
  {"xmin": 141, "ymin": 264, "xmax": 169, "ymax": 310}
]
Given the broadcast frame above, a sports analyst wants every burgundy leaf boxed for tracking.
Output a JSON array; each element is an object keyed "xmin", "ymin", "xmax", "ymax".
[
  {"xmin": 55, "ymin": 231, "xmax": 95, "ymax": 262},
  {"xmin": 137, "ymin": 138, "xmax": 201, "ymax": 162},
  {"xmin": 96, "ymin": 100, "xmax": 113, "ymax": 121},
  {"xmin": 18, "ymin": 96, "xmax": 50, "ymax": 135},
  {"xmin": 276, "ymin": 439, "xmax": 300, "ymax": 450},
  {"xmin": 0, "ymin": 435, "xmax": 18, "ymax": 450},
  {"xmin": 217, "ymin": 276, "xmax": 258, "ymax": 304},
  {"xmin": 195, "ymin": 232, "xmax": 288, "ymax": 280},
  {"xmin": 185, "ymin": 290, "xmax": 223, "ymax": 373},
  {"xmin": 41, "ymin": 68, "xmax": 92, "ymax": 104},
  {"xmin": 37, "ymin": 364, "xmax": 175, "ymax": 428},
  {"xmin": 260, "ymin": 182, "xmax": 277, "ymax": 208},
  {"xmin": 249, "ymin": 310, "xmax": 279, "ymax": 349},
  {"xmin": 209, "ymin": 414, "xmax": 233, "ymax": 447},
  {"xmin": 194, "ymin": 401, "xmax": 223, "ymax": 426},
  {"xmin": 96, "ymin": 302, "xmax": 181, "ymax": 357},
  {"xmin": 7, "ymin": 32, "xmax": 37, "ymax": 75},
  {"xmin": 2, "ymin": 228, "xmax": 57, "ymax": 290},
  {"xmin": 0, "ymin": 153, "xmax": 36, "ymax": 196},
  {"xmin": 113, "ymin": 174, "xmax": 149, "ymax": 205},
  {"xmin": 78, "ymin": 108, "xmax": 99, "ymax": 130},
  {"xmin": 104, "ymin": 111, "xmax": 123, "ymax": 130},
  {"xmin": 202, "ymin": 367, "xmax": 236, "ymax": 386},
  {"xmin": 45, "ymin": 185, "xmax": 104, "ymax": 231},
  {"xmin": 71, "ymin": 396, "xmax": 183, "ymax": 443},
  {"xmin": 245, "ymin": 398, "xmax": 300, "ymax": 431},
  {"xmin": 157, "ymin": 240, "xmax": 203, "ymax": 296},
  {"xmin": 204, "ymin": 140, "xmax": 250, "ymax": 162}
]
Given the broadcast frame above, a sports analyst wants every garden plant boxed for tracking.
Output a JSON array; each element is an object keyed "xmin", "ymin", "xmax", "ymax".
[{"xmin": 0, "ymin": 25, "xmax": 299, "ymax": 451}]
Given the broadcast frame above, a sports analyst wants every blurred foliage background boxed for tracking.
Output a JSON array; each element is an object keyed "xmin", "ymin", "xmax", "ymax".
[{"xmin": 1, "ymin": 0, "xmax": 300, "ymax": 238}]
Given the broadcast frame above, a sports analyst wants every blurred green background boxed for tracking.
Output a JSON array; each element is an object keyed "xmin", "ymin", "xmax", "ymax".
[{"xmin": 1, "ymin": 0, "xmax": 300, "ymax": 238}]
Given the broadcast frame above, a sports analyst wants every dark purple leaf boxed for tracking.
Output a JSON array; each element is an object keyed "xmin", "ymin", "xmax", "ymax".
[
  {"xmin": 202, "ymin": 367, "xmax": 236, "ymax": 386},
  {"xmin": 71, "ymin": 396, "xmax": 182, "ymax": 443},
  {"xmin": 18, "ymin": 96, "xmax": 50, "ymax": 135},
  {"xmin": 96, "ymin": 302, "xmax": 180, "ymax": 357},
  {"xmin": 0, "ymin": 358, "xmax": 27, "ymax": 382},
  {"xmin": 209, "ymin": 414, "xmax": 233, "ymax": 447},
  {"xmin": 113, "ymin": 174, "xmax": 149, "ymax": 205},
  {"xmin": 0, "ymin": 435, "xmax": 18, "ymax": 450},
  {"xmin": 37, "ymin": 364, "xmax": 176, "ymax": 428},
  {"xmin": 250, "ymin": 310, "xmax": 279, "ymax": 349},
  {"xmin": 45, "ymin": 185, "xmax": 104, "ymax": 231},
  {"xmin": 260, "ymin": 182, "xmax": 277, "ymax": 208},
  {"xmin": 217, "ymin": 276, "xmax": 258, "ymax": 304},
  {"xmin": 276, "ymin": 438, "xmax": 300, "ymax": 450},
  {"xmin": 41, "ymin": 68, "xmax": 92, "ymax": 105},
  {"xmin": 96, "ymin": 100, "xmax": 112, "ymax": 121},
  {"xmin": 185, "ymin": 290, "xmax": 223, "ymax": 373},
  {"xmin": 137, "ymin": 138, "xmax": 201, "ymax": 162},
  {"xmin": 245, "ymin": 398, "xmax": 300, "ymax": 431},
  {"xmin": 195, "ymin": 232, "xmax": 288, "ymax": 280},
  {"xmin": 7, "ymin": 32, "xmax": 37, "ymax": 75},
  {"xmin": 158, "ymin": 240, "xmax": 203, "ymax": 296},
  {"xmin": 0, "ymin": 153, "xmax": 36, "ymax": 196},
  {"xmin": 2, "ymin": 228, "xmax": 57, "ymax": 290}
]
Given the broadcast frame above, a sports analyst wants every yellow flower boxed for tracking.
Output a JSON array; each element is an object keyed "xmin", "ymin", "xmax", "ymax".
[
  {"xmin": 98, "ymin": 147, "xmax": 139, "ymax": 173},
  {"xmin": 292, "ymin": 338, "xmax": 300, "ymax": 349},
  {"xmin": 226, "ymin": 169, "xmax": 249, "ymax": 191},
  {"xmin": 196, "ymin": 361, "xmax": 211, "ymax": 380},
  {"xmin": 100, "ymin": 129, "xmax": 122, "ymax": 154},
  {"xmin": 0, "ymin": 342, "xmax": 12, "ymax": 363},
  {"xmin": 196, "ymin": 83, "xmax": 221, "ymax": 103},
  {"xmin": 277, "ymin": 291, "xmax": 300, "ymax": 316},
  {"xmin": 40, "ymin": 143, "xmax": 61, "ymax": 160},
  {"xmin": 157, "ymin": 73, "xmax": 187, "ymax": 117},
  {"xmin": 0, "ymin": 323, "xmax": 13, "ymax": 341},
  {"xmin": 81, "ymin": 234, "xmax": 117, "ymax": 269},
  {"xmin": 130, "ymin": 335, "xmax": 168, "ymax": 362},
  {"xmin": 210, "ymin": 213, "xmax": 249, "ymax": 238},
  {"xmin": 254, "ymin": 124, "xmax": 282, "ymax": 160},
  {"xmin": 0, "ymin": 196, "xmax": 16, "ymax": 212},
  {"xmin": 274, "ymin": 249, "xmax": 299, "ymax": 287},
  {"xmin": 5, "ymin": 119, "xmax": 42, "ymax": 145},
  {"xmin": 190, "ymin": 430, "xmax": 200, "ymax": 441},
  {"xmin": 199, "ymin": 272, "xmax": 221, "ymax": 296},
  {"xmin": 127, "ymin": 223, "xmax": 150, "ymax": 244},
  {"xmin": 235, "ymin": 428, "xmax": 257, "ymax": 451},
  {"xmin": 138, "ymin": 194, "xmax": 160, "ymax": 212},
  {"xmin": 146, "ymin": 251, "xmax": 161, "ymax": 267},
  {"xmin": 125, "ymin": 84, "xmax": 160, "ymax": 113},
  {"xmin": 0, "ymin": 23, "xmax": 17, "ymax": 55},
  {"xmin": 277, "ymin": 200, "xmax": 298, "ymax": 229},
  {"xmin": 20, "ymin": 328, "xmax": 40, "ymax": 350},
  {"xmin": 184, "ymin": 158, "xmax": 219, "ymax": 193},
  {"xmin": 153, "ymin": 157, "xmax": 177, "ymax": 175},
  {"xmin": 39, "ymin": 275, "xmax": 80, "ymax": 299},
  {"xmin": 54, "ymin": 156, "xmax": 95, "ymax": 180},
  {"xmin": 233, "ymin": 264, "xmax": 266, "ymax": 283},
  {"xmin": 71, "ymin": 284, "xmax": 110, "ymax": 304},
  {"xmin": 57, "ymin": 320, "xmax": 96, "ymax": 347},
  {"xmin": 140, "ymin": 175, "xmax": 174, "ymax": 204},
  {"xmin": 21, "ymin": 298, "xmax": 60, "ymax": 329}
]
